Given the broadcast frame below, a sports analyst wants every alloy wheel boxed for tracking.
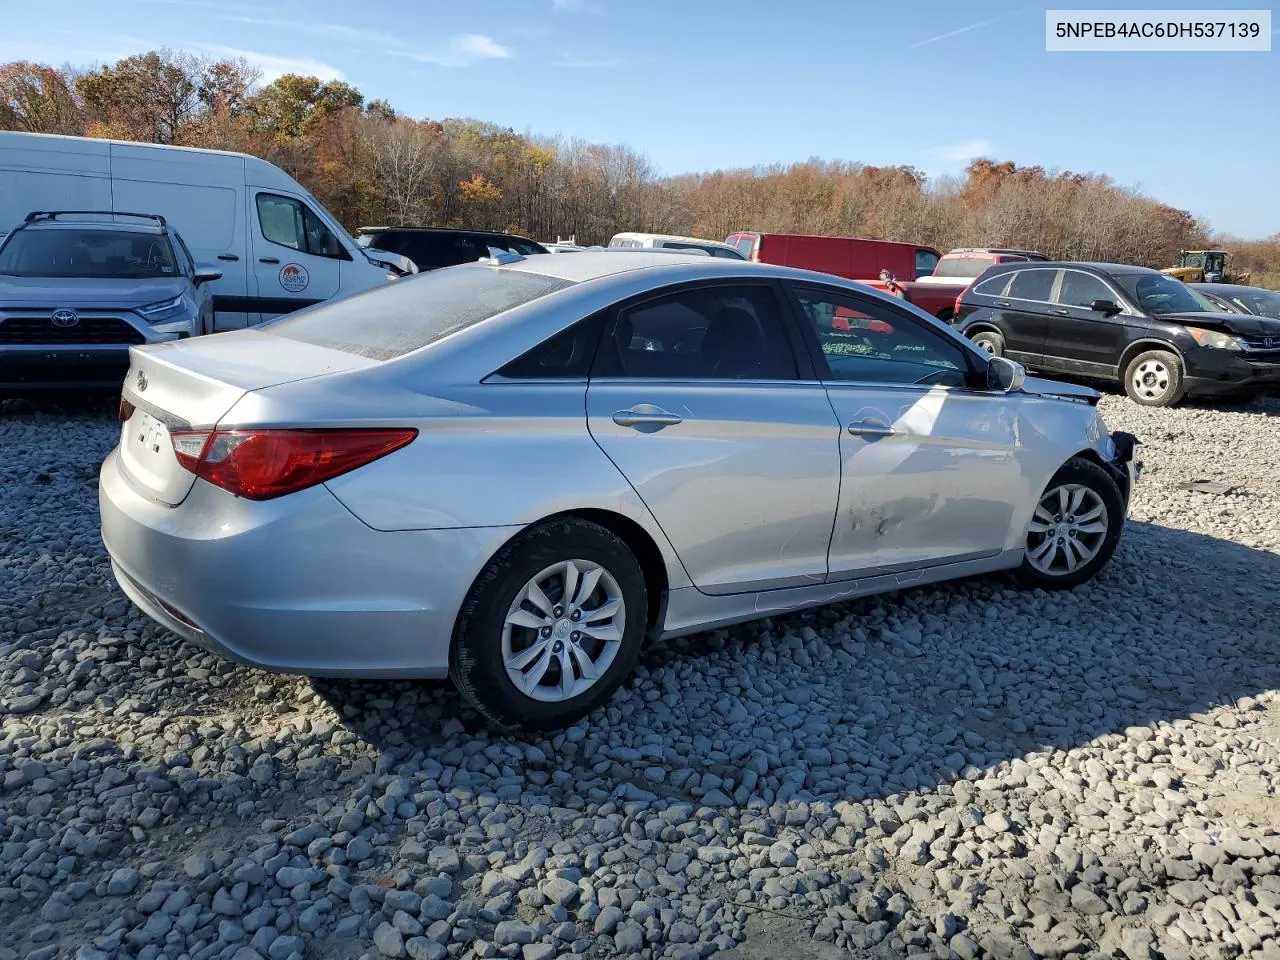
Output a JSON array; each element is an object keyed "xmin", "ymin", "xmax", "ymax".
[
  {"xmin": 1026, "ymin": 483, "xmax": 1110, "ymax": 576},
  {"xmin": 502, "ymin": 559, "xmax": 626, "ymax": 702}
]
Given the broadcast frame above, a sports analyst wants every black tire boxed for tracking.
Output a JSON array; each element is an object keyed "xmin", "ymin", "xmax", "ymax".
[
  {"xmin": 1017, "ymin": 457, "xmax": 1125, "ymax": 591},
  {"xmin": 969, "ymin": 329, "xmax": 1005, "ymax": 357},
  {"xmin": 1123, "ymin": 349, "xmax": 1186, "ymax": 407},
  {"xmin": 450, "ymin": 516, "xmax": 648, "ymax": 730}
]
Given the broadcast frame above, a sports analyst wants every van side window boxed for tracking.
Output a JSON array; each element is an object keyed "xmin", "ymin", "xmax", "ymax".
[
  {"xmin": 256, "ymin": 193, "xmax": 350, "ymax": 260},
  {"xmin": 914, "ymin": 249, "xmax": 940, "ymax": 279}
]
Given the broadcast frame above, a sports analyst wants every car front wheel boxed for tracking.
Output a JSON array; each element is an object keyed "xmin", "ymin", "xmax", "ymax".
[
  {"xmin": 1017, "ymin": 457, "xmax": 1125, "ymax": 590},
  {"xmin": 450, "ymin": 516, "xmax": 648, "ymax": 730},
  {"xmin": 1123, "ymin": 349, "xmax": 1186, "ymax": 406}
]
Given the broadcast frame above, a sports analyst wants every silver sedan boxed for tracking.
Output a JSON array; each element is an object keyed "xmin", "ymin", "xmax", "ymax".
[{"xmin": 99, "ymin": 251, "xmax": 1141, "ymax": 729}]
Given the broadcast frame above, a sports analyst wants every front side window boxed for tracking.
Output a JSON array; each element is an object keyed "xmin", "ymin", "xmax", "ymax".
[
  {"xmin": 594, "ymin": 284, "xmax": 797, "ymax": 380},
  {"xmin": 1006, "ymin": 268, "xmax": 1059, "ymax": 303},
  {"xmin": 793, "ymin": 285, "xmax": 970, "ymax": 388},
  {"xmin": 1055, "ymin": 271, "xmax": 1114, "ymax": 309},
  {"xmin": 266, "ymin": 265, "xmax": 573, "ymax": 360},
  {"xmin": 915, "ymin": 249, "xmax": 940, "ymax": 279},
  {"xmin": 256, "ymin": 193, "xmax": 346, "ymax": 259},
  {"xmin": 0, "ymin": 228, "xmax": 177, "ymax": 278}
]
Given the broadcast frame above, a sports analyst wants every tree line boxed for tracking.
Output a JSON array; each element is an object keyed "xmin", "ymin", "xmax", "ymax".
[{"xmin": 1, "ymin": 50, "xmax": 1275, "ymax": 285}]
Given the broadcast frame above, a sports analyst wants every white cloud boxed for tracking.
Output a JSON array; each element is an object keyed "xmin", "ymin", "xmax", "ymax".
[
  {"xmin": 194, "ymin": 44, "xmax": 346, "ymax": 82},
  {"xmin": 414, "ymin": 34, "xmax": 512, "ymax": 67},
  {"xmin": 910, "ymin": 5, "xmax": 1036, "ymax": 49}
]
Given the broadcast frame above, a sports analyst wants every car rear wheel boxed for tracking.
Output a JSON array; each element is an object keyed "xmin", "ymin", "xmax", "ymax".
[
  {"xmin": 1123, "ymin": 349, "xmax": 1185, "ymax": 407},
  {"xmin": 1017, "ymin": 457, "xmax": 1124, "ymax": 590},
  {"xmin": 450, "ymin": 516, "xmax": 647, "ymax": 730},
  {"xmin": 970, "ymin": 330, "xmax": 1005, "ymax": 357}
]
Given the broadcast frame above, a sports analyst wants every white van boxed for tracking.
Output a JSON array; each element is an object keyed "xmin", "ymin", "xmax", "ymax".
[
  {"xmin": 607, "ymin": 232, "xmax": 745, "ymax": 259},
  {"xmin": 0, "ymin": 131, "xmax": 405, "ymax": 332}
]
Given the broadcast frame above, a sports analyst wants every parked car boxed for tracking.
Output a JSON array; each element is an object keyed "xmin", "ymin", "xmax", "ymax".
[
  {"xmin": 0, "ymin": 132, "xmax": 402, "ymax": 332},
  {"xmin": 1190, "ymin": 283, "xmax": 1280, "ymax": 320},
  {"xmin": 916, "ymin": 248, "xmax": 1049, "ymax": 285},
  {"xmin": 0, "ymin": 211, "xmax": 220, "ymax": 391},
  {"xmin": 608, "ymin": 232, "xmax": 744, "ymax": 258},
  {"xmin": 724, "ymin": 231, "xmax": 961, "ymax": 319},
  {"xmin": 954, "ymin": 261, "xmax": 1280, "ymax": 406},
  {"xmin": 101, "ymin": 250, "xmax": 1140, "ymax": 729},
  {"xmin": 356, "ymin": 226, "xmax": 548, "ymax": 270}
]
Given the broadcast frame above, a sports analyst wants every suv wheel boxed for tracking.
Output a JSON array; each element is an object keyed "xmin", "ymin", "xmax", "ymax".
[
  {"xmin": 1123, "ymin": 349, "xmax": 1186, "ymax": 407},
  {"xmin": 450, "ymin": 517, "xmax": 648, "ymax": 730},
  {"xmin": 970, "ymin": 330, "xmax": 1005, "ymax": 357}
]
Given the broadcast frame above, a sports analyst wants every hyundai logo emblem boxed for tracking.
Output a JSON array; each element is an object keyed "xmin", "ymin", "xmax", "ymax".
[
  {"xmin": 135, "ymin": 369, "xmax": 148, "ymax": 392},
  {"xmin": 51, "ymin": 309, "xmax": 79, "ymax": 328}
]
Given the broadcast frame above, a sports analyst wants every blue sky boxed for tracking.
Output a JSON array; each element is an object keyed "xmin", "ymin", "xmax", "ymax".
[{"xmin": 4, "ymin": 0, "xmax": 1277, "ymax": 237}]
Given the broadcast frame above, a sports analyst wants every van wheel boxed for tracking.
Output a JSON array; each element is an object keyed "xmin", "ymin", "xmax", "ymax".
[
  {"xmin": 970, "ymin": 330, "xmax": 1005, "ymax": 356},
  {"xmin": 1123, "ymin": 349, "xmax": 1185, "ymax": 406},
  {"xmin": 450, "ymin": 517, "xmax": 648, "ymax": 731}
]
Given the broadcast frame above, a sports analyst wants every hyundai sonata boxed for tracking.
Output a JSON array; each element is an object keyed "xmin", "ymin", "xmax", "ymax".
[{"xmin": 100, "ymin": 250, "xmax": 1140, "ymax": 729}]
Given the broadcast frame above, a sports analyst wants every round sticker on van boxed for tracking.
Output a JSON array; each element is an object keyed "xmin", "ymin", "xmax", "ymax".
[{"xmin": 279, "ymin": 263, "xmax": 309, "ymax": 293}]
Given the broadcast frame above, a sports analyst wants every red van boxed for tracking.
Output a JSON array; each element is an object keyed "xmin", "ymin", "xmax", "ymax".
[{"xmin": 725, "ymin": 232, "xmax": 941, "ymax": 281}]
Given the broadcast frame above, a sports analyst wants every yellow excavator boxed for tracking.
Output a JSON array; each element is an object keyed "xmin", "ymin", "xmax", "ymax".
[{"xmin": 1162, "ymin": 250, "xmax": 1249, "ymax": 285}]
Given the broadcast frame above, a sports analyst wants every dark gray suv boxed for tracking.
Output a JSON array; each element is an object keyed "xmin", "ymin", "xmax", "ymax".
[{"xmin": 0, "ymin": 211, "xmax": 221, "ymax": 390}]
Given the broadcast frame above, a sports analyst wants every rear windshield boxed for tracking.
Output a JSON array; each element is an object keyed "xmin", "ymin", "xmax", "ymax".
[
  {"xmin": 932, "ymin": 256, "xmax": 997, "ymax": 279},
  {"xmin": 265, "ymin": 265, "xmax": 573, "ymax": 360}
]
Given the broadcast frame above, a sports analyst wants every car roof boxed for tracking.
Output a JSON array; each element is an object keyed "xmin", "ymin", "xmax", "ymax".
[
  {"xmin": 1190, "ymin": 282, "xmax": 1279, "ymax": 296},
  {"xmin": 357, "ymin": 225, "xmax": 536, "ymax": 239},
  {"xmin": 501, "ymin": 249, "xmax": 729, "ymax": 282},
  {"xmin": 989, "ymin": 260, "xmax": 1160, "ymax": 276}
]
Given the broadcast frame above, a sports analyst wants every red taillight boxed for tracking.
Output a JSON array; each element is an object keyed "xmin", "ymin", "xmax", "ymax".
[
  {"xmin": 119, "ymin": 397, "xmax": 136, "ymax": 422},
  {"xmin": 169, "ymin": 428, "xmax": 417, "ymax": 500}
]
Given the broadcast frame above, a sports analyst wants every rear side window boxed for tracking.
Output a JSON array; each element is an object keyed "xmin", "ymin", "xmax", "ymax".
[
  {"xmin": 497, "ymin": 311, "xmax": 606, "ymax": 379},
  {"xmin": 1006, "ymin": 268, "xmax": 1059, "ymax": 303},
  {"xmin": 970, "ymin": 272, "xmax": 1011, "ymax": 296},
  {"xmin": 266, "ymin": 265, "xmax": 573, "ymax": 361}
]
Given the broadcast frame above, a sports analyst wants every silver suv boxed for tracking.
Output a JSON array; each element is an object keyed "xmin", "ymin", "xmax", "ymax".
[{"xmin": 0, "ymin": 211, "xmax": 221, "ymax": 391}]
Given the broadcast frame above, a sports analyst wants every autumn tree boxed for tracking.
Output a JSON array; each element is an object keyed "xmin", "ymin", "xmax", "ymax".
[
  {"xmin": 76, "ymin": 49, "xmax": 202, "ymax": 143},
  {"xmin": 0, "ymin": 61, "xmax": 83, "ymax": 134}
]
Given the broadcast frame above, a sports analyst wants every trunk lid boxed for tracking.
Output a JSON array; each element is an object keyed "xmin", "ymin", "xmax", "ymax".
[{"xmin": 117, "ymin": 329, "xmax": 377, "ymax": 505}]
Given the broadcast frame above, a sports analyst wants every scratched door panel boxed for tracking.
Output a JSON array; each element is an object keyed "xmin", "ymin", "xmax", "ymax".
[{"xmin": 823, "ymin": 383, "xmax": 1021, "ymax": 580}]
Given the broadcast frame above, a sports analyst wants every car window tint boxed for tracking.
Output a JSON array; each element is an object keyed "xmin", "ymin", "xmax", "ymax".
[
  {"xmin": 794, "ymin": 286, "xmax": 970, "ymax": 388},
  {"xmin": 1055, "ymin": 271, "xmax": 1113, "ymax": 309},
  {"xmin": 595, "ymin": 285, "xmax": 797, "ymax": 380},
  {"xmin": 1006, "ymin": 268, "xmax": 1058, "ymax": 303},
  {"xmin": 498, "ymin": 311, "xmax": 606, "ymax": 379},
  {"xmin": 257, "ymin": 193, "xmax": 345, "ymax": 259},
  {"xmin": 265, "ymin": 265, "xmax": 573, "ymax": 361}
]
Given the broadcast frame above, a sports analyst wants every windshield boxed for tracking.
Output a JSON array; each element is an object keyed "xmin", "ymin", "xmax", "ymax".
[
  {"xmin": 0, "ymin": 228, "xmax": 179, "ymax": 279},
  {"xmin": 1114, "ymin": 272, "xmax": 1210, "ymax": 315},
  {"xmin": 265, "ymin": 264, "xmax": 574, "ymax": 360},
  {"xmin": 1229, "ymin": 288, "xmax": 1280, "ymax": 319}
]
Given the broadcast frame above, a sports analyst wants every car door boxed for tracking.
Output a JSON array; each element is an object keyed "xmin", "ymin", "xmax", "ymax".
[
  {"xmin": 785, "ymin": 282, "xmax": 1023, "ymax": 580},
  {"xmin": 250, "ymin": 192, "xmax": 345, "ymax": 322},
  {"xmin": 585, "ymin": 280, "xmax": 841, "ymax": 595},
  {"xmin": 992, "ymin": 267, "xmax": 1060, "ymax": 368},
  {"xmin": 1041, "ymin": 268, "xmax": 1132, "ymax": 376}
]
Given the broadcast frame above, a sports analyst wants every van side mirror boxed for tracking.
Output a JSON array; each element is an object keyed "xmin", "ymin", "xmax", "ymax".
[
  {"xmin": 986, "ymin": 356, "xmax": 1026, "ymax": 393},
  {"xmin": 1090, "ymin": 298, "xmax": 1121, "ymax": 316},
  {"xmin": 193, "ymin": 266, "xmax": 223, "ymax": 286}
]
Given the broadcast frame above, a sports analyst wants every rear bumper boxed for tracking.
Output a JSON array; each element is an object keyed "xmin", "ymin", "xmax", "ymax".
[
  {"xmin": 99, "ymin": 448, "xmax": 519, "ymax": 678},
  {"xmin": 1184, "ymin": 349, "xmax": 1280, "ymax": 396}
]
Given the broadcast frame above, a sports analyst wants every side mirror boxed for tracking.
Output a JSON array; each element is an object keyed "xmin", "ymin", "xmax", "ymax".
[
  {"xmin": 1090, "ymin": 298, "xmax": 1121, "ymax": 316},
  {"xmin": 193, "ymin": 266, "xmax": 223, "ymax": 286},
  {"xmin": 987, "ymin": 356, "xmax": 1026, "ymax": 393}
]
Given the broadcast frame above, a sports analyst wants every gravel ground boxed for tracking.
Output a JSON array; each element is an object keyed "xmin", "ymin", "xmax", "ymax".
[{"xmin": 1, "ymin": 392, "xmax": 1278, "ymax": 960}]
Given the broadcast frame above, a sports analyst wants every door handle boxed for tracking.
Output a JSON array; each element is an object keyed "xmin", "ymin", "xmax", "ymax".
[
  {"xmin": 612, "ymin": 406, "xmax": 683, "ymax": 428},
  {"xmin": 994, "ymin": 301, "xmax": 1012, "ymax": 308},
  {"xmin": 1050, "ymin": 308, "xmax": 1070, "ymax": 316},
  {"xmin": 848, "ymin": 419, "xmax": 898, "ymax": 438},
  {"xmin": 258, "ymin": 257, "xmax": 280, "ymax": 264},
  {"xmin": 217, "ymin": 254, "xmax": 240, "ymax": 262}
]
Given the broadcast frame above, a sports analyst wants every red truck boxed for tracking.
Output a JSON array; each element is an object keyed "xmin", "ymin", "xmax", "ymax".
[{"xmin": 725, "ymin": 231, "xmax": 968, "ymax": 321}]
